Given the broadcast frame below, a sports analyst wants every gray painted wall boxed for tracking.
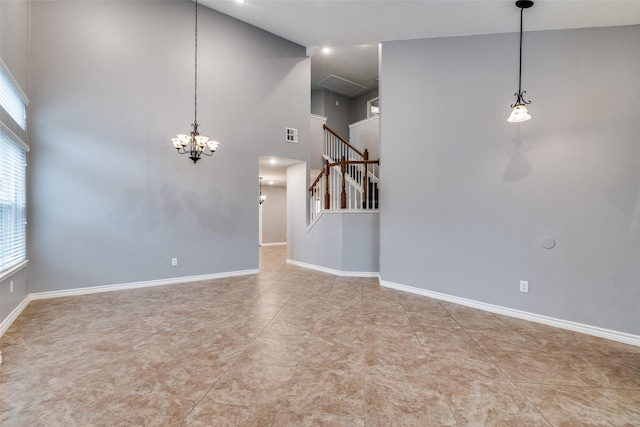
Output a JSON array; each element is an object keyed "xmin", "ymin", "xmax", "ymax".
[
  {"xmin": 28, "ymin": 1, "xmax": 310, "ymax": 293},
  {"xmin": 0, "ymin": 0, "xmax": 30, "ymax": 326},
  {"xmin": 261, "ymin": 185, "xmax": 286, "ymax": 244},
  {"xmin": 310, "ymin": 90, "xmax": 352, "ymax": 139},
  {"xmin": 351, "ymin": 88, "xmax": 379, "ymax": 124},
  {"xmin": 288, "ymin": 162, "xmax": 379, "ymax": 273},
  {"xmin": 287, "ymin": 162, "xmax": 310, "ymax": 262},
  {"xmin": 310, "ymin": 114, "xmax": 327, "ymax": 170},
  {"xmin": 349, "ymin": 115, "xmax": 380, "ymax": 161},
  {"xmin": 311, "ymin": 88, "xmax": 379, "ymax": 142},
  {"xmin": 310, "ymin": 91, "xmax": 325, "ymax": 117},
  {"xmin": 380, "ymin": 25, "xmax": 640, "ymax": 335}
]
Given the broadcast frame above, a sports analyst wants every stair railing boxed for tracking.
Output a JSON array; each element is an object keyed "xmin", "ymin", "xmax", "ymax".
[
  {"xmin": 323, "ymin": 124, "xmax": 365, "ymax": 165},
  {"xmin": 322, "ymin": 123, "xmax": 379, "ymax": 193},
  {"xmin": 309, "ymin": 156, "xmax": 380, "ymax": 224}
]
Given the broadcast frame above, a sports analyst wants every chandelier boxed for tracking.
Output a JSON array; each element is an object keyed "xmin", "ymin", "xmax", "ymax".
[
  {"xmin": 508, "ymin": 0, "xmax": 534, "ymax": 123},
  {"xmin": 171, "ymin": 0, "xmax": 220, "ymax": 163}
]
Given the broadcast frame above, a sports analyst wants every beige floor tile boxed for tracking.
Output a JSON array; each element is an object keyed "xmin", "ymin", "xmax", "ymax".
[
  {"xmin": 205, "ymin": 363, "xmax": 296, "ymax": 407},
  {"xmin": 519, "ymin": 383, "xmax": 640, "ymax": 426},
  {"xmin": 365, "ymin": 372, "xmax": 456, "ymax": 426},
  {"xmin": 282, "ymin": 367, "xmax": 365, "ymax": 417},
  {"xmin": 448, "ymin": 310, "xmax": 511, "ymax": 331},
  {"xmin": 300, "ymin": 335, "xmax": 364, "ymax": 371},
  {"xmin": 90, "ymin": 394, "xmax": 195, "ymax": 426},
  {"xmin": 180, "ymin": 401, "xmax": 277, "ymax": 426},
  {"xmin": 465, "ymin": 328, "xmax": 541, "ymax": 353},
  {"xmin": 489, "ymin": 350, "xmax": 591, "ymax": 386},
  {"xmin": 439, "ymin": 378, "xmax": 551, "ymax": 427},
  {"xmin": 235, "ymin": 336, "xmax": 308, "ymax": 367},
  {"xmin": 272, "ymin": 410, "xmax": 365, "ymax": 427},
  {"xmin": 430, "ymin": 350, "xmax": 508, "ymax": 384},
  {"xmin": 1, "ymin": 245, "xmax": 638, "ymax": 426},
  {"xmin": 575, "ymin": 355, "xmax": 640, "ymax": 389}
]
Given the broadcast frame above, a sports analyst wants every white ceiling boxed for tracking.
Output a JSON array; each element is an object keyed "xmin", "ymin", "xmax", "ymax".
[
  {"xmin": 258, "ymin": 156, "xmax": 303, "ymax": 187},
  {"xmin": 203, "ymin": 0, "xmax": 640, "ymax": 97},
  {"xmin": 202, "ymin": 0, "xmax": 640, "ymax": 49}
]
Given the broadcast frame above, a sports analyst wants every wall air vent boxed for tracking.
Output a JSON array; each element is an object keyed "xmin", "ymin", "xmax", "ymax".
[
  {"xmin": 285, "ymin": 127, "xmax": 298, "ymax": 143},
  {"xmin": 317, "ymin": 74, "xmax": 368, "ymax": 98}
]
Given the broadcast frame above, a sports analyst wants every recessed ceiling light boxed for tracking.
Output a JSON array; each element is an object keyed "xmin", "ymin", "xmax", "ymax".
[
  {"xmin": 269, "ymin": 181, "xmax": 274, "ymax": 185},
  {"xmin": 269, "ymin": 159, "xmax": 277, "ymax": 165},
  {"xmin": 236, "ymin": 0, "xmax": 245, "ymax": 4},
  {"xmin": 322, "ymin": 47, "xmax": 332, "ymax": 54}
]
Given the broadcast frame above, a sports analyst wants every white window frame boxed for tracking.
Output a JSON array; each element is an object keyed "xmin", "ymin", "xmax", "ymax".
[
  {"xmin": 0, "ymin": 58, "xmax": 29, "ymax": 131},
  {"xmin": 0, "ymin": 57, "xmax": 29, "ymax": 281},
  {"xmin": 367, "ymin": 97, "xmax": 380, "ymax": 117}
]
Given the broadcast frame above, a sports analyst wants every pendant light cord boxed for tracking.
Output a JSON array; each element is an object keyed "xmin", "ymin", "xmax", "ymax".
[{"xmin": 518, "ymin": 5, "xmax": 523, "ymax": 95}]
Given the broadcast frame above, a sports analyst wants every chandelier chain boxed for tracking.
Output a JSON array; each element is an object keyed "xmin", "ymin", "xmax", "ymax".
[
  {"xmin": 194, "ymin": 0, "xmax": 198, "ymax": 128},
  {"xmin": 170, "ymin": 0, "xmax": 220, "ymax": 163}
]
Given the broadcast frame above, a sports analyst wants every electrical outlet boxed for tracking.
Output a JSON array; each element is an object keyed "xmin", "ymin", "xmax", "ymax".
[
  {"xmin": 171, "ymin": 258, "xmax": 178, "ymax": 266},
  {"xmin": 10, "ymin": 281, "xmax": 14, "ymax": 293},
  {"xmin": 520, "ymin": 280, "xmax": 529, "ymax": 293}
]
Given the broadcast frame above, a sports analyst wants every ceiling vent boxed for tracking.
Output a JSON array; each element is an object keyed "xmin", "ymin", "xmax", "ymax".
[{"xmin": 317, "ymin": 74, "xmax": 368, "ymax": 98}]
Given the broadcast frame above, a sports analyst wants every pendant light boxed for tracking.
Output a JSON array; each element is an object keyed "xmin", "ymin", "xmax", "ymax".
[
  {"xmin": 171, "ymin": 0, "xmax": 220, "ymax": 163},
  {"xmin": 259, "ymin": 177, "xmax": 267, "ymax": 204},
  {"xmin": 508, "ymin": 0, "xmax": 534, "ymax": 123}
]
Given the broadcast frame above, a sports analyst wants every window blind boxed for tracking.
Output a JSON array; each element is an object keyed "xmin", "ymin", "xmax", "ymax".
[{"xmin": 0, "ymin": 128, "xmax": 27, "ymax": 273}]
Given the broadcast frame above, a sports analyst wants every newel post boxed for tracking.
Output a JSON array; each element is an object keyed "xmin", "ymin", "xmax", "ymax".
[
  {"xmin": 340, "ymin": 156, "xmax": 347, "ymax": 209},
  {"xmin": 363, "ymin": 149, "xmax": 369, "ymax": 209},
  {"xmin": 323, "ymin": 159, "xmax": 330, "ymax": 210}
]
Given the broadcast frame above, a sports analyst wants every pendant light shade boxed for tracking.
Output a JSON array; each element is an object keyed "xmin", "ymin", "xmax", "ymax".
[
  {"xmin": 508, "ymin": 0, "xmax": 534, "ymax": 123},
  {"xmin": 508, "ymin": 104, "xmax": 531, "ymax": 123}
]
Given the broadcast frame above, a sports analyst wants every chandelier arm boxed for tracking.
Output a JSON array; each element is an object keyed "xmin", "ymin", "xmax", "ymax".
[{"xmin": 201, "ymin": 151, "xmax": 215, "ymax": 157}]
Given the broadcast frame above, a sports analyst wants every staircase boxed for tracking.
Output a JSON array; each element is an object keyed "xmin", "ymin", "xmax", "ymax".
[{"xmin": 309, "ymin": 125, "xmax": 380, "ymax": 224}]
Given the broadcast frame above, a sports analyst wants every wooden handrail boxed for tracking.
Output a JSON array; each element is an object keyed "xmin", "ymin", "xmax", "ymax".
[
  {"xmin": 308, "ymin": 159, "xmax": 380, "ymax": 193},
  {"xmin": 309, "ymin": 170, "xmax": 324, "ymax": 192},
  {"xmin": 323, "ymin": 124, "xmax": 365, "ymax": 158},
  {"xmin": 325, "ymin": 159, "xmax": 379, "ymax": 168}
]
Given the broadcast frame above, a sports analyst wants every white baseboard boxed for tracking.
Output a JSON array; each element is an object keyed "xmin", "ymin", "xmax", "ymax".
[
  {"xmin": 286, "ymin": 259, "xmax": 379, "ymax": 278},
  {"xmin": 29, "ymin": 269, "xmax": 259, "ymax": 301},
  {"xmin": 0, "ymin": 269, "xmax": 258, "ymax": 336},
  {"xmin": 381, "ymin": 279, "xmax": 640, "ymax": 347},
  {"xmin": 0, "ymin": 294, "xmax": 31, "ymax": 336},
  {"xmin": 260, "ymin": 242, "xmax": 287, "ymax": 247}
]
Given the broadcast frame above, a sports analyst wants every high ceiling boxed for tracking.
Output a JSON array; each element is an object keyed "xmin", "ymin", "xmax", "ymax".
[
  {"xmin": 208, "ymin": 0, "xmax": 640, "ymax": 184},
  {"xmin": 202, "ymin": 0, "xmax": 640, "ymax": 96},
  {"xmin": 202, "ymin": 0, "xmax": 640, "ymax": 49}
]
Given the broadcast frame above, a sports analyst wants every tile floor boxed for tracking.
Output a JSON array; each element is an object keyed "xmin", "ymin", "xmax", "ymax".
[{"xmin": 1, "ymin": 245, "xmax": 639, "ymax": 426}]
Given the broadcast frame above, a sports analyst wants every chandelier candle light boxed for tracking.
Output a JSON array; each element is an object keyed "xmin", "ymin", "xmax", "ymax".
[
  {"xmin": 171, "ymin": 0, "xmax": 220, "ymax": 163},
  {"xmin": 508, "ymin": 0, "xmax": 534, "ymax": 123}
]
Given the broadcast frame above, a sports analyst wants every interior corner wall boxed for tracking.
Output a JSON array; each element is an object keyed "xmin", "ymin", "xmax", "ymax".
[
  {"xmin": 380, "ymin": 25, "xmax": 640, "ymax": 336},
  {"xmin": 0, "ymin": 0, "xmax": 31, "ymax": 326},
  {"xmin": 28, "ymin": 1, "xmax": 310, "ymax": 293}
]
